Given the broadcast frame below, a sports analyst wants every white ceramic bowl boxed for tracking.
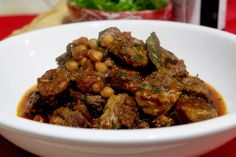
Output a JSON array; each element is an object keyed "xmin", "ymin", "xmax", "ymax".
[{"xmin": 0, "ymin": 20, "xmax": 236, "ymax": 157}]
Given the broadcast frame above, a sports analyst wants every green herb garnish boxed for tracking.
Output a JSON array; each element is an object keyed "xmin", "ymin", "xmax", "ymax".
[
  {"xmin": 134, "ymin": 54, "xmax": 144, "ymax": 61},
  {"xmin": 134, "ymin": 43, "xmax": 142, "ymax": 51},
  {"xmin": 151, "ymin": 86, "xmax": 161, "ymax": 93},
  {"xmin": 48, "ymin": 76, "xmax": 54, "ymax": 81},
  {"xmin": 68, "ymin": 0, "xmax": 168, "ymax": 12},
  {"xmin": 139, "ymin": 83, "xmax": 147, "ymax": 90},
  {"xmin": 115, "ymin": 71, "xmax": 129, "ymax": 80},
  {"xmin": 146, "ymin": 32, "xmax": 165, "ymax": 71},
  {"xmin": 111, "ymin": 122, "xmax": 116, "ymax": 129},
  {"xmin": 118, "ymin": 117, "xmax": 122, "ymax": 123}
]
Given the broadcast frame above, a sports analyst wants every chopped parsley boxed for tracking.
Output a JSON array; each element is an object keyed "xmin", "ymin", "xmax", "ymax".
[
  {"xmin": 139, "ymin": 83, "xmax": 147, "ymax": 90},
  {"xmin": 48, "ymin": 76, "xmax": 54, "ymax": 81},
  {"xmin": 151, "ymin": 86, "xmax": 161, "ymax": 93},
  {"xmin": 118, "ymin": 117, "xmax": 122, "ymax": 123},
  {"xmin": 134, "ymin": 43, "xmax": 142, "ymax": 51},
  {"xmin": 111, "ymin": 122, "xmax": 116, "ymax": 129},
  {"xmin": 116, "ymin": 71, "xmax": 129, "ymax": 80},
  {"xmin": 134, "ymin": 54, "xmax": 144, "ymax": 61}
]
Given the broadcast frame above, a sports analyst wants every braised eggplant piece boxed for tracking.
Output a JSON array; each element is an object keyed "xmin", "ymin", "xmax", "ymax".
[
  {"xmin": 18, "ymin": 27, "xmax": 225, "ymax": 129},
  {"xmin": 146, "ymin": 32, "xmax": 188, "ymax": 78}
]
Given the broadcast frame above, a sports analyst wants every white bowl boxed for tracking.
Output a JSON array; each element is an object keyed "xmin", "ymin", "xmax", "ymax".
[{"xmin": 0, "ymin": 20, "xmax": 236, "ymax": 157}]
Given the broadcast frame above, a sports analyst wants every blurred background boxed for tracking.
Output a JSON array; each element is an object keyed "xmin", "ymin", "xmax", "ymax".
[
  {"xmin": 0, "ymin": 0, "xmax": 60, "ymax": 15},
  {"xmin": 0, "ymin": 0, "xmax": 235, "ymax": 40}
]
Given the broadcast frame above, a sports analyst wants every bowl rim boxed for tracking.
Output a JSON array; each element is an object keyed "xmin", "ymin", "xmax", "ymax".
[
  {"xmin": 1, "ymin": 113, "xmax": 236, "ymax": 145},
  {"xmin": 1, "ymin": 20, "xmax": 236, "ymax": 145}
]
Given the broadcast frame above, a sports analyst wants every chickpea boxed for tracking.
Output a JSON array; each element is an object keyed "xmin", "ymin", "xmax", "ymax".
[
  {"xmin": 95, "ymin": 62, "xmax": 108, "ymax": 73},
  {"xmin": 100, "ymin": 86, "xmax": 114, "ymax": 98},
  {"xmin": 100, "ymin": 34, "xmax": 113, "ymax": 46},
  {"xmin": 80, "ymin": 57, "xmax": 88, "ymax": 65},
  {"xmin": 33, "ymin": 115, "xmax": 45, "ymax": 122},
  {"xmin": 65, "ymin": 60, "xmax": 78, "ymax": 71},
  {"xmin": 88, "ymin": 38, "xmax": 98, "ymax": 49},
  {"xmin": 73, "ymin": 37, "xmax": 88, "ymax": 46},
  {"xmin": 89, "ymin": 49, "xmax": 103, "ymax": 62},
  {"xmin": 71, "ymin": 45, "xmax": 86, "ymax": 59},
  {"xmin": 104, "ymin": 59, "xmax": 115, "ymax": 68},
  {"xmin": 92, "ymin": 83, "xmax": 102, "ymax": 93}
]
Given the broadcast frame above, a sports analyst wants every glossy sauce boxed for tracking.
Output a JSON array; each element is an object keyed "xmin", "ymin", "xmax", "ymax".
[
  {"xmin": 17, "ymin": 84, "xmax": 37, "ymax": 119},
  {"xmin": 205, "ymin": 83, "xmax": 227, "ymax": 115},
  {"xmin": 18, "ymin": 82, "xmax": 227, "ymax": 120}
]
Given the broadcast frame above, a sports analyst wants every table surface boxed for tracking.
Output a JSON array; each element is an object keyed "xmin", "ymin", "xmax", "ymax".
[{"xmin": 0, "ymin": 0, "xmax": 236, "ymax": 156}]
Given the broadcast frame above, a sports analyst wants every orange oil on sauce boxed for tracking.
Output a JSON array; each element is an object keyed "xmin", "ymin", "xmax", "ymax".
[{"xmin": 18, "ymin": 83, "xmax": 227, "ymax": 118}]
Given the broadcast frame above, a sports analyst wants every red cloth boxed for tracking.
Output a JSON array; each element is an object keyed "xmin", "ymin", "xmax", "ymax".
[
  {"xmin": 0, "ymin": 0, "xmax": 235, "ymax": 40},
  {"xmin": 0, "ymin": 15, "xmax": 37, "ymax": 40},
  {"xmin": 0, "ymin": 0, "xmax": 235, "ymax": 156},
  {"xmin": 225, "ymin": 0, "xmax": 236, "ymax": 34}
]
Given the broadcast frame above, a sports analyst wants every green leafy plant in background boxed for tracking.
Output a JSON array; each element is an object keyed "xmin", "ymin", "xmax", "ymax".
[{"xmin": 68, "ymin": 0, "xmax": 169, "ymax": 12}]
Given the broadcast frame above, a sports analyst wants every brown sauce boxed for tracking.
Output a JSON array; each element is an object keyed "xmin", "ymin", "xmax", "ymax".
[
  {"xmin": 17, "ymin": 84, "xmax": 37, "ymax": 119},
  {"xmin": 205, "ymin": 83, "xmax": 227, "ymax": 116},
  {"xmin": 18, "ymin": 82, "xmax": 227, "ymax": 120}
]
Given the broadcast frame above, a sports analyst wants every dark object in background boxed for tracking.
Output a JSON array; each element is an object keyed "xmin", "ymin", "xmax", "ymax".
[
  {"xmin": 200, "ymin": 0, "xmax": 220, "ymax": 28},
  {"xmin": 173, "ymin": 0, "xmax": 227, "ymax": 29}
]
